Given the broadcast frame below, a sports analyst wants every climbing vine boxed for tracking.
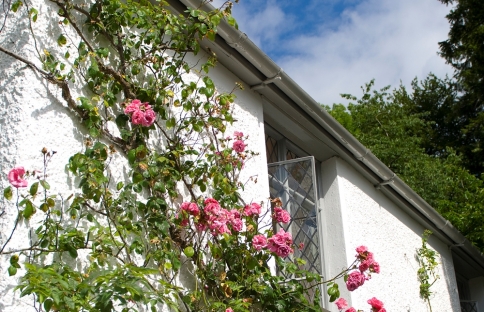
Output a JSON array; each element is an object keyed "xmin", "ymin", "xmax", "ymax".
[
  {"xmin": 416, "ymin": 230, "xmax": 440, "ymax": 312},
  {"xmin": 0, "ymin": 0, "xmax": 386, "ymax": 311}
]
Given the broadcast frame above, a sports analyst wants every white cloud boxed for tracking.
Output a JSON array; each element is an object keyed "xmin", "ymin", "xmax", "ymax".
[{"xmin": 228, "ymin": 0, "xmax": 454, "ymax": 106}]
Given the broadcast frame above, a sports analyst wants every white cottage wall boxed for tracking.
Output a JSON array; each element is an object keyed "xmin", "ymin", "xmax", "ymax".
[
  {"xmin": 321, "ymin": 157, "xmax": 460, "ymax": 312},
  {"xmin": 0, "ymin": 1, "xmax": 269, "ymax": 310}
]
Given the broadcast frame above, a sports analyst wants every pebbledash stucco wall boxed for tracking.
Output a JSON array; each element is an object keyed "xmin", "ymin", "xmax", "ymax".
[
  {"xmin": 321, "ymin": 156, "xmax": 461, "ymax": 312},
  {"xmin": 0, "ymin": 1, "xmax": 269, "ymax": 310}
]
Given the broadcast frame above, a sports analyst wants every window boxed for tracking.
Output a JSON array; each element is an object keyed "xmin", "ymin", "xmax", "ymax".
[{"xmin": 266, "ymin": 128, "xmax": 324, "ymax": 302}]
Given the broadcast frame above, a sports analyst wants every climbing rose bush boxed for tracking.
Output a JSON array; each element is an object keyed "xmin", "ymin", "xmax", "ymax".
[{"xmin": 8, "ymin": 167, "xmax": 28, "ymax": 188}]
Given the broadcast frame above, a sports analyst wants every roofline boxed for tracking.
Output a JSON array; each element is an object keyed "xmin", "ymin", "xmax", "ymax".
[{"xmin": 177, "ymin": 0, "xmax": 484, "ymax": 272}]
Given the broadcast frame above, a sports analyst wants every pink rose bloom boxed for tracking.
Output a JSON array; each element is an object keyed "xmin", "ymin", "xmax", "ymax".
[
  {"xmin": 346, "ymin": 271, "xmax": 366, "ymax": 291},
  {"xmin": 131, "ymin": 110, "xmax": 145, "ymax": 125},
  {"xmin": 298, "ymin": 242, "xmax": 305, "ymax": 250},
  {"xmin": 335, "ymin": 298, "xmax": 348, "ymax": 310},
  {"xmin": 244, "ymin": 202, "xmax": 261, "ymax": 216},
  {"xmin": 181, "ymin": 202, "xmax": 200, "ymax": 216},
  {"xmin": 204, "ymin": 198, "xmax": 221, "ymax": 215},
  {"xmin": 124, "ymin": 99, "xmax": 142, "ymax": 114},
  {"xmin": 230, "ymin": 218, "xmax": 243, "ymax": 232},
  {"xmin": 142, "ymin": 109, "xmax": 156, "ymax": 127},
  {"xmin": 232, "ymin": 140, "xmax": 246, "ymax": 153},
  {"xmin": 273, "ymin": 207, "xmax": 291, "ymax": 223},
  {"xmin": 234, "ymin": 131, "xmax": 244, "ymax": 138},
  {"xmin": 180, "ymin": 218, "xmax": 189, "ymax": 227},
  {"xmin": 367, "ymin": 297, "xmax": 385, "ymax": 311},
  {"xmin": 267, "ymin": 229, "xmax": 294, "ymax": 257},
  {"xmin": 346, "ymin": 308, "xmax": 356, "ymax": 312},
  {"xmin": 274, "ymin": 244, "xmax": 293, "ymax": 258},
  {"xmin": 371, "ymin": 261, "xmax": 380, "ymax": 274},
  {"xmin": 228, "ymin": 209, "xmax": 241, "ymax": 220},
  {"xmin": 252, "ymin": 234, "xmax": 268, "ymax": 251},
  {"xmin": 8, "ymin": 167, "xmax": 28, "ymax": 188},
  {"xmin": 356, "ymin": 245, "xmax": 369, "ymax": 257},
  {"xmin": 225, "ymin": 308, "xmax": 233, "ymax": 312}
]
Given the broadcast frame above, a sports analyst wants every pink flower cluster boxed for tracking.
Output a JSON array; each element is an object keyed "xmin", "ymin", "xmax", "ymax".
[
  {"xmin": 335, "ymin": 297, "xmax": 385, "ymax": 312},
  {"xmin": 124, "ymin": 99, "xmax": 156, "ymax": 127},
  {"xmin": 368, "ymin": 297, "xmax": 386, "ymax": 312},
  {"xmin": 267, "ymin": 228, "xmax": 294, "ymax": 258},
  {"xmin": 273, "ymin": 207, "xmax": 291, "ymax": 223},
  {"xmin": 356, "ymin": 245, "xmax": 380, "ymax": 274},
  {"xmin": 345, "ymin": 246, "xmax": 380, "ymax": 291},
  {"xmin": 335, "ymin": 298, "xmax": 356, "ymax": 312},
  {"xmin": 8, "ymin": 167, "xmax": 28, "ymax": 188},
  {"xmin": 244, "ymin": 202, "xmax": 261, "ymax": 216},
  {"xmin": 180, "ymin": 198, "xmax": 243, "ymax": 236}
]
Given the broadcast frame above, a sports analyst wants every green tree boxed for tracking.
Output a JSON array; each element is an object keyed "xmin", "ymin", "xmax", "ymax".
[
  {"xmin": 436, "ymin": 0, "xmax": 484, "ymax": 175},
  {"xmin": 325, "ymin": 80, "xmax": 484, "ymax": 251}
]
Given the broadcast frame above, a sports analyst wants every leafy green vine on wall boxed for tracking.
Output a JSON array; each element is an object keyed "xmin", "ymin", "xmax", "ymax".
[
  {"xmin": 0, "ymin": 0, "xmax": 386, "ymax": 311},
  {"xmin": 416, "ymin": 230, "xmax": 440, "ymax": 312}
]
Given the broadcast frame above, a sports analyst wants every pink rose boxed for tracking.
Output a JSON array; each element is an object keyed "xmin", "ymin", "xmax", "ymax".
[
  {"xmin": 273, "ymin": 207, "xmax": 291, "ymax": 223},
  {"xmin": 124, "ymin": 99, "xmax": 141, "ymax": 114},
  {"xmin": 142, "ymin": 109, "xmax": 156, "ymax": 127},
  {"xmin": 371, "ymin": 261, "xmax": 380, "ymax": 274},
  {"xmin": 234, "ymin": 131, "xmax": 244, "ymax": 139},
  {"xmin": 232, "ymin": 140, "xmax": 246, "ymax": 153},
  {"xmin": 181, "ymin": 202, "xmax": 200, "ymax": 216},
  {"xmin": 244, "ymin": 202, "xmax": 261, "ymax": 216},
  {"xmin": 274, "ymin": 244, "xmax": 293, "ymax": 258},
  {"xmin": 346, "ymin": 308, "xmax": 356, "ymax": 312},
  {"xmin": 367, "ymin": 297, "xmax": 385, "ymax": 311},
  {"xmin": 346, "ymin": 271, "xmax": 366, "ymax": 291},
  {"xmin": 204, "ymin": 198, "xmax": 221, "ymax": 215},
  {"xmin": 8, "ymin": 167, "xmax": 28, "ymax": 188},
  {"xmin": 230, "ymin": 218, "xmax": 243, "ymax": 232},
  {"xmin": 356, "ymin": 245, "xmax": 368, "ymax": 253},
  {"xmin": 225, "ymin": 308, "xmax": 233, "ymax": 312},
  {"xmin": 267, "ymin": 229, "xmax": 294, "ymax": 257},
  {"xmin": 131, "ymin": 110, "xmax": 145, "ymax": 125},
  {"xmin": 335, "ymin": 298, "xmax": 348, "ymax": 310},
  {"xmin": 252, "ymin": 234, "xmax": 268, "ymax": 251}
]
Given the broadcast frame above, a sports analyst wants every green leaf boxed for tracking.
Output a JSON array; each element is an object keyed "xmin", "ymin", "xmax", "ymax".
[
  {"xmin": 30, "ymin": 182, "xmax": 39, "ymax": 196},
  {"xmin": 57, "ymin": 34, "xmax": 67, "ymax": 46},
  {"xmin": 8, "ymin": 266, "xmax": 17, "ymax": 276},
  {"xmin": 47, "ymin": 197, "xmax": 55, "ymax": 207},
  {"xmin": 40, "ymin": 203, "xmax": 48, "ymax": 212},
  {"xmin": 23, "ymin": 200, "xmax": 36, "ymax": 219},
  {"xmin": 132, "ymin": 172, "xmax": 143, "ymax": 183},
  {"xmin": 40, "ymin": 180, "xmax": 50, "ymax": 190},
  {"xmin": 116, "ymin": 182, "xmax": 124, "ymax": 191},
  {"xmin": 44, "ymin": 299, "xmax": 53, "ymax": 312},
  {"xmin": 183, "ymin": 246, "xmax": 194, "ymax": 258},
  {"xmin": 11, "ymin": 1, "xmax": 22, "ymax": 12},
  {"xmin": 4, "ymin": 186, "xmax": 13, "ymax": 200},
  {"xmin": 89, "ymin": 127, "xmax": 100, "ymax": 138},
  {"xmin": 29, "ymin": 8, "xmax": 38, "ymax": 22}
]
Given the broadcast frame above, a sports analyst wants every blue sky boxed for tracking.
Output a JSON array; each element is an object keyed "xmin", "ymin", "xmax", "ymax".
[{"xmin": 213, "ymin": 0, "xmax": 454, "ymax": 106}]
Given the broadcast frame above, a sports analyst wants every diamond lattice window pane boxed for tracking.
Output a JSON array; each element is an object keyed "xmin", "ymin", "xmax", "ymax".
[{"xmin": 268, "ymin": 156, "xmax": 321, "ymax": 302}]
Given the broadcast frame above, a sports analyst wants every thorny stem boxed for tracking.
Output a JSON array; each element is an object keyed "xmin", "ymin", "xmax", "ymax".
[{"xmin": 0, "ymin": 189, "xmax": 21, "ymax": 253}]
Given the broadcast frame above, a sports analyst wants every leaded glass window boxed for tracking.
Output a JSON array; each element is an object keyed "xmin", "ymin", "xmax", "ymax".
[{"xmin": 266, "ymin": 133, "xmax": 323, "ymax": 302}]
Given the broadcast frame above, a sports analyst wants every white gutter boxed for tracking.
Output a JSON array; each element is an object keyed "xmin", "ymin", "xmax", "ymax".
[{"xmin": 176, "ymin": 0, "xmax": 484, "ymax": 271}]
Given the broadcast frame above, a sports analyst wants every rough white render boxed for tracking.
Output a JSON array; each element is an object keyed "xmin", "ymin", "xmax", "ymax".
[{"xmin": 321, "ymin": 157, "xmax": 460, "ymax": 312}]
